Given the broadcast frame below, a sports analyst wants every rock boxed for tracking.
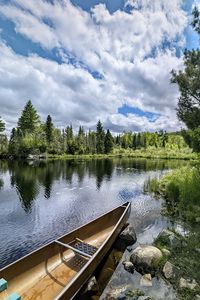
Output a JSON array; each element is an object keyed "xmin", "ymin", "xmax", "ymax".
[
  {"xmin": 179, "ymin": 278, "xmax": 199, "ymax": 290},
  {"xmin": 140, "ymin": 274, "xmax": 152, "ymax": 287},
  {"xmin": 195, "ymin": 295, "xmax": 200, "ymax": 300},
  {"xmin": 84, "ymin": 276, "xmax": 99, "ymax": 293},
  {"xmin": 127, "ymin": 246, "xmax": 133, "ymax": 252},
  {"xmin": 122, "ymin": 261, "xmax": 134, "ymax": 274},
  {"xmin": 104, "ymin": 285, "xmax": 130, "ymax": 300},
  {"xmin": 162, "ymin": 248, "xmax": 171, "ymax": 256},
  {"xmin": 156, "ymin": 229, "xmax": 182, "ymax": 248},
  {"xmin": 163, "ymin": 261, "xmax": 176, "ymax": 280},
  {"xmin": 119, "ymin": 226, "xmax": 137, "ymax": 246},
  {"xmin": 130, "ymin": 245, "xmax": 163, "ymax": 275},
  {"xmin": 138, "ymin": 297, "xmax": 154, "ymax": 300},
  {"xmin": 105, "ymin": 287, "xmax": 148, "ymax": 300}
]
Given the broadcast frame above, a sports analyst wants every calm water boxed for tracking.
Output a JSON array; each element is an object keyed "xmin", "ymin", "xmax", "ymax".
[{"xmin": 0, "ymin": 158, "xmax": 188, "ymax": 269}]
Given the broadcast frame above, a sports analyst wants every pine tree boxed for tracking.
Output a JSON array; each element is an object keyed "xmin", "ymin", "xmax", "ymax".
[
  {"xmin": 17, "ymin": 100, "xmax": 39, "ymax": 134},
  {"xmin": 104, "ymin": 129, "xmax": 114, "ymax": 153},
  {"xmin": 0, "ymin": 117, "xmax": 5, "ymax": 133},
  {"xmin": 96, "ymin": 120, "xmax": 105, "ymax": 154},
  {"xmin": 45, "ymin": 115, "xmax": 54, "ymax": 144}
]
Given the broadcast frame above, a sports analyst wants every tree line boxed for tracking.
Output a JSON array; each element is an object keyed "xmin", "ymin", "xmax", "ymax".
[{"xmin": 0, "ymin": 100, "xmax": 187, "ymax": 158}]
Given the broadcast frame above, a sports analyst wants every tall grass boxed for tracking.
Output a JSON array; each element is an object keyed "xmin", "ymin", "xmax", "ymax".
[{"xmin": 144, "ymin": 166, "xmax": 200, "ymax": 223}]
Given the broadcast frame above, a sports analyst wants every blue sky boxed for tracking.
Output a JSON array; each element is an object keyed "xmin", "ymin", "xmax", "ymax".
[{"xmin": 0, "ymin": 0, "xmax": 199, "ymax": 133}]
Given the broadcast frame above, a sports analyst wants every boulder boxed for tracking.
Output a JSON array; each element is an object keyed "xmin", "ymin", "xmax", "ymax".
[
  {"xmin": 179, "ymin": 278, "xmax": 199, "ymax": 290},
  {"xmin": 130, "ymin": 245, "xmax": 163, "ymax": 275},
  {"xmin": 140, "ymin": 274, "xmax": 152, "ymax": 287},
  {"xmin": 119, "ymin": 226, "xmax": 137, "ymax": 246},
  {"xmin": 122, "ymin": 261, "xmax": 134, "ymax": 274},
  {"xmin": 162, "ymin": 261, "xmax": 176, "ymax": 280}
]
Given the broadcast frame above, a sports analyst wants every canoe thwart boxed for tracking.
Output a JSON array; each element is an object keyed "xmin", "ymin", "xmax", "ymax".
[{"xmin": 55, "ymin": 240, "xmax": 93, "ymax": 258}]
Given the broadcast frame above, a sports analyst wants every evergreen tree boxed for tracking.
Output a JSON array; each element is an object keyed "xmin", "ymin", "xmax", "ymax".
[
  {"xmin": 96, "ymin": 120, "xmax": 105, "ymax": 154},
  {"xmin": 45, "ymin": 115, "xmax": 54, "ymax": 144},
  {"xmin": 132, "ymin": 133, "xmax": 137, "ymax": 149},
  {"xmin": 0, "ymin": 117, "xmax": 5, "ymax": 133},
  {"xmin": 17, "ymin": 100, "xmax": 40, "ymax": 134},
  {"xmin": 104, "ymin": 129, "xmax": 114, "ymax": 154}
]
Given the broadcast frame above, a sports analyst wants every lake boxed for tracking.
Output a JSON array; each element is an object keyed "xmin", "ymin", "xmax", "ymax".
[{"xmin": 0, "ymin": 158, "xmax": 188, "ymax": 269}]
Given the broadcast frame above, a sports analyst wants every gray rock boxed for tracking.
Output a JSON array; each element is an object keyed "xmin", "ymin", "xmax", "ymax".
[
  {"xmin": 130, "ymin": 245, "xmax": 163, "ymax": 275},
  {"xmin": 104, "ymin": 287, "xmax": 148, "ymax": 300},
  {"xmin": 85, "ymin": 276, "xmax": 99, "ymax": 292},
  {"xmin": 140, "ymin": 274, "xmax": 152, "ymax": 287},
  {"xmin": 123, "ymin": 261, "xmax": 135, "ymax": 274},
  {"xmin": 119, "ymin": 226, "xmax": 137, "ymax": 246},
  {"xmin": 104, "ymin": 285, "xmax": 130, "ymax": 300},
  {"xmin": 138, "ymin": 297, "xmax": 154, "ymax": 300},
  {"xmin": 179, "ymin": 278, "xmax": 199, "ymax": 290},
  {"xmin": 163, "ymin": 261, "xmax": 176, "ymax": 280}
]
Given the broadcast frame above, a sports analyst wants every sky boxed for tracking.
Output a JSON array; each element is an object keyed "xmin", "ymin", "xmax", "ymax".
[{"xmin": 0, "ymin": 0, "xmax": 199, "ymax": 134}]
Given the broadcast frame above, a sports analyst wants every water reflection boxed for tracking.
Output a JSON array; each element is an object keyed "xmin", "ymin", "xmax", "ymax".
[
  {"xmin": 0, "ymin": 158, "xmax": 189, "ymax": 268},
  {"xmin": 0, "ymin": 158, "xmax": 188, "ymax": 213}
]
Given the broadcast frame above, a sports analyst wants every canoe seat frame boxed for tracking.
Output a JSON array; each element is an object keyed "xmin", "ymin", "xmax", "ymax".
[{"xmin": 55, "ymin": 240, "xmax": 95, "ymax": 259}]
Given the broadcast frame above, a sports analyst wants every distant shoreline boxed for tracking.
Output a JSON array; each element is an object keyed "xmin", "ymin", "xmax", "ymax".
[{"xmin": 0, "ymin": 149, "xmax": 196, "ymax": 161}]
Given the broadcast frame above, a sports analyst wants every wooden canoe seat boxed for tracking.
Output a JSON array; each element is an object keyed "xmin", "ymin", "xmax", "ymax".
[{"xmin": 55, "ymin": 239, "xmax": 98, "ymax": 259}]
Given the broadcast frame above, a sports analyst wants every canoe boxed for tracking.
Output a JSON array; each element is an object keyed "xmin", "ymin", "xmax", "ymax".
[{"xmin": 0, "ymin": 202, "xmax": 131, "ymax": 300}]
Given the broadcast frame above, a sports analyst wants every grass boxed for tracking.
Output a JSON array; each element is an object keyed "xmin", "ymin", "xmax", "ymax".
[
  {"xmin": 44, "ymin": 147, "xmax": 197, "ymax": 161},
  {"xmin": 144, "ymin": 165, "xmax": 200, "ymax": 223},
  {"xmin": 146, "ymin": 164, "xmax": 200, "ymax": 299}
]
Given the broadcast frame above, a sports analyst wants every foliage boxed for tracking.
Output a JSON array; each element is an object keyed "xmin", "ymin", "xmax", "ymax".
[
  {"xmin": 104, "ymin": 129, "xmax": 114, "ymax": 154},
  {"xmin": 45, "ymin": 115, "xmax": 54, "ymax": 145},
  {"xmin": 171, "ymin": 7, "xmax": 200, "ymax": 152},
  {"xmin": 144, "ymin": 166, "xmax": 200, "ymax": 223},
  {"xmin": 96, "ymin": 120, "xmax": 105, "ymax": 154},
  {"xmin": 0, "ymin": 100, "xmax": 194, "ymax": 158},
  {"xmin": 0, "ymin": 117, "xmax": 5, "ymax": 133},
  {"xmin": 17, "ymin": 100, "xmax": 40, "ymax": 134}
]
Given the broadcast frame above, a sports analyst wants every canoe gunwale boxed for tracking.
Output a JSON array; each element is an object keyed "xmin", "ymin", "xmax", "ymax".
[{"xmin": 56, "ymin": 201, "xmax": 131, "ymax": 300}]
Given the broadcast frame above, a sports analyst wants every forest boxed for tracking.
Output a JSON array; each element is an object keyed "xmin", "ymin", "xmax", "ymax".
[{"xmin": 0, "ymin": 100, "xmax": 190, "ymax": 159}]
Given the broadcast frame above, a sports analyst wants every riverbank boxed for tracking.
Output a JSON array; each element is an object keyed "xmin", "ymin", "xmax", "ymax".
[
  {"xmin": 48, "ymin": 148, "xmax": 196, "ymax": 161},
  {"xmin": 0, "ymin": 146, "xmax": 197, "ymax": 161},
  {"xmin": 1, "ymin": 147, "xmax": 195, "ymax": 161},
  {"xmin": 96, "ymin": 164, "xmax": 200, "ymax": 300}
]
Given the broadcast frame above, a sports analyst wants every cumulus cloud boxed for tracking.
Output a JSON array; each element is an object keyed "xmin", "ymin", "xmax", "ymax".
[{"xmin": 0, "ymin": 0, "xmax": 189, "ymax": 133}]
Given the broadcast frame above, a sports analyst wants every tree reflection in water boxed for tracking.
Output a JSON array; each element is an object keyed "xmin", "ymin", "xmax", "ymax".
[{"xmin": 0, "ymin": 158, "xmax": 189, "ymax": 213}]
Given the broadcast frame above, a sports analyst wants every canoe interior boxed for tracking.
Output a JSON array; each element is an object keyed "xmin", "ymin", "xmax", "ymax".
[{"xmin": 0, "ymin": 204, "xmax": 129, "ymax": 300}]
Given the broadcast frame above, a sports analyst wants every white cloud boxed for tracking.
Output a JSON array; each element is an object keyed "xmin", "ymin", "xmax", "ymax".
[{"xmin": 0, "ymin": 0, "xmax": 189, "ymax": 133}]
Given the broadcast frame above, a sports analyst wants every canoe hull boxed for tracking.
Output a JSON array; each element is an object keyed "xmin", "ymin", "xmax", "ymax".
[
  {"xmin": 58, "ymin": 202, "xmax": 131, "ymax": 299},
  {"xmin": 0, "ymin": 202, "xmax": 131, "ymax": 300}
]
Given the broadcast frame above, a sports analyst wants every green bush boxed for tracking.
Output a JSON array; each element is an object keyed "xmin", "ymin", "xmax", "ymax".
[{"xmin": 145, "ymin": 166, "xmax": 200, "ymax": 223}]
